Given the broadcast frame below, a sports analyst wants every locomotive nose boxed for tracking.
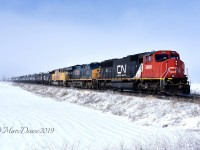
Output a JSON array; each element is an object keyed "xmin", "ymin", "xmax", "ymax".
[{"xmin": 168, "ymin": 59, "xmax": 185, "ymax": 78}]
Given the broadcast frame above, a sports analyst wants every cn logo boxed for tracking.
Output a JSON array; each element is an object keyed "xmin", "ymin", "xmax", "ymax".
[{"xmin": 117, "ymin": 64, "xmax": 127, "ymax": 75}]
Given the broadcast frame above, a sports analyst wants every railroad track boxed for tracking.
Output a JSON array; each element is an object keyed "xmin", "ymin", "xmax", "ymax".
[
  {"xmin": 12, "ymin": 82, "xmax": 200, "ymax": 104},
  {"xmin": 176, "ymin": 93, "xmax": 200, "ymax": 98},
  {"xmin": 110, "ymin": 89, "xmax": 200, "ymax": 104}
]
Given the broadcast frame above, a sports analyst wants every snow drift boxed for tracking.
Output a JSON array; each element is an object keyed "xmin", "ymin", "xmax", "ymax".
[{"xmin": 13, "ymin": 83, "xmax": 200, "ymax": 129}]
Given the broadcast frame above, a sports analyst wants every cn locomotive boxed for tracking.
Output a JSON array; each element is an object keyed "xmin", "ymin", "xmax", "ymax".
[{"xmin": 11, "ymin": 50, "xmax": 190, "ymax": 95}]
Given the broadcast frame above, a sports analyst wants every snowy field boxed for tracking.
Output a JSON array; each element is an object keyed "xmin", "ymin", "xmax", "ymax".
[{"xmin": 0, "ymin": 82, "xmax": 200, "ymax": 149}]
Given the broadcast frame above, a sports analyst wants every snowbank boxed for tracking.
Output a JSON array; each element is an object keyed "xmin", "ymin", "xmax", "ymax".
[
  {"xmin": 191, "ymin": 83, "xmax": 200, "ymax": 94},
  {"xmin": 13, "ymin": 83, "xmax": 200, "ymax": 129}
]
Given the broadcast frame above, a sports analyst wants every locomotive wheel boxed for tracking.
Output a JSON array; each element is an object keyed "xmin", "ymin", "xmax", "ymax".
[{"xmin": 165, "ymin": 85, "xmax": 176, "ymax": 96}]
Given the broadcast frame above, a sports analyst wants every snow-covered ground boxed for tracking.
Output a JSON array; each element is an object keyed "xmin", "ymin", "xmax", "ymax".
[
  {"xmin": 191, "ymin": 82, "xmax": 200, "ymax": 94},
  {"xmin": 0, "ymin": 82, "xmax": 200, "ymax": 149},
  {"xmin": 13, "ymin": 82, "xmax": 200, "ymax": 129}
]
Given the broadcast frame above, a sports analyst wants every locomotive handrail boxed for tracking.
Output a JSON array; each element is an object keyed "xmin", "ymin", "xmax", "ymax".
[
  {"xmin": 164, "ymin": 68, "xmax": 170, "ymax": 78},
  {"xmin": 160, "ymin": 61, "xmax": 168, "ymax": 89},
  {"xmin": 160, "ymin": 62, "xmax": 168, "ymax": 78}
]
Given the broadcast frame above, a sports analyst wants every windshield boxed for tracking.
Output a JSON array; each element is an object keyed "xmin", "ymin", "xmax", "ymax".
[
  {"xmin": 155, "ymin": 54, "xmax": 169, "ymax": 62},
  {"xmin": 170, "ymin": 54, "xmax": 179, "ymax": 59}
]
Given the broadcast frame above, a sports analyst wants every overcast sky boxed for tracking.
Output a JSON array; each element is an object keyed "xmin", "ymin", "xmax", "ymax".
[{"xmin": 0, "ymin": 0, "xmax": 199, "ymax": 82}]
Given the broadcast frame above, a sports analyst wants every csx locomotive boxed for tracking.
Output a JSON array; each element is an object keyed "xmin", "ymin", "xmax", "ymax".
[{"xmin": 11, "ymin": 50, "xmax": 190, "ymax": 95}]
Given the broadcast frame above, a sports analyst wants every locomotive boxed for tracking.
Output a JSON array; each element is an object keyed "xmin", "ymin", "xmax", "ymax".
[{"xmin": 11, "ymin": 50, "xmax": 190, "ymax": 95}]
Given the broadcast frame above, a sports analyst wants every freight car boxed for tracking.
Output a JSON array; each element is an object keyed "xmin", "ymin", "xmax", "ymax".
[{"xmin": 11, "ymin": 50, "xmax": 190, "ymax": 95}]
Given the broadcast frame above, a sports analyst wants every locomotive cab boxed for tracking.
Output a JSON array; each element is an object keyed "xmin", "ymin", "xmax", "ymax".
[{"xmin": 142, "ymin": 51, "xmax": 186, "ymax": 78}]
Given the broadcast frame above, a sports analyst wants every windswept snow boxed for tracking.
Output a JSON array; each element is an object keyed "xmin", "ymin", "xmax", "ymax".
[
  {"xmin": 0, "ymin": 82, "xmax": 200, "ymax": 149},
  {"xmin": 14, "ymin": 83, "xmax": 200, "ymax": 129}
]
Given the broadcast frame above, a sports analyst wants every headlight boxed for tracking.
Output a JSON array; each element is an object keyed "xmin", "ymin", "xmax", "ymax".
[{"xmin": 175, "ymin": 60, "xmax": 178, "ymax": 66}]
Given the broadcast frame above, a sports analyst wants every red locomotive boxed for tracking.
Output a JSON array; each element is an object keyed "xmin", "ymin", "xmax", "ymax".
[{"xmin": 137, "ymin": 50, "xmax": 190, "ymax": 94}]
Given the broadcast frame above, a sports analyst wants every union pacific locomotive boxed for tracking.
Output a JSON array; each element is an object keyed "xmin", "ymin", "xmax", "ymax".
[{"xmin": 11, "ymin": 50, "xmax": 190, "ymax": 95}]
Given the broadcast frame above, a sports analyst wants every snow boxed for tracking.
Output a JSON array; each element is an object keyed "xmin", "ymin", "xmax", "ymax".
[
  {"xmin": 14, "ymin": 82, "xmax": 200, "ymax": 129},
  {"xmin": 191, "ymin": 82, "xmax": 200, "ymax": 94},
  {"xmin": 0, "ymin": 82, "xmax": 200, "ymax": 149}
]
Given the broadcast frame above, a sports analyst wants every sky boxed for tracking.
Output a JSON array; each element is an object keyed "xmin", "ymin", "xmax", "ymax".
[{"xmin": 0, "ymin": 0, "xmax": 200, "ymax": 82}]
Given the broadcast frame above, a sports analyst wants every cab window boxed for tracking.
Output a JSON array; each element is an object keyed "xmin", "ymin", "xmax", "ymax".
[
  {"xmin": 148, "ymin": 56, "xmax": 152, "ymax": 62},
  {"xmin": 155, "ymin": 54, "xmax": 169, "ymax": 62},
  {"xmin": 170, "ymin": 54, "xmax": 179, "ymax": 59},
  {"xmin": 144, "ymin": 55, "xmax": 152, "ymax": 62}
]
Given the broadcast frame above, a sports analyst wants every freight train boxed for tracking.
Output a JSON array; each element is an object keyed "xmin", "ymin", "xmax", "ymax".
[{"xmin": 11, "ymin": 50, "xmax": 190, "ymax": 95}]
